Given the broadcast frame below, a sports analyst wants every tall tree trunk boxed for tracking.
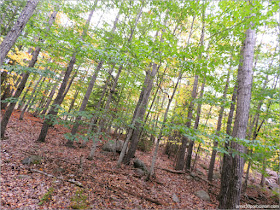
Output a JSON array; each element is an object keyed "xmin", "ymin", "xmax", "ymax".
[
  {"xmin": 117, "ymin": 63, "xmax": 157, "ymax": 166},
  {"xmin": 40, "ymin": 69, "xmax": 65, "ymax": 115},
  {"xmin": 192, "ymin": 104, "xmax": 213, "ymax": 170},
  {"xmin": 68, "ymin": 9, "xmax": 121, "ymax": 146},
  {"xmin": 146, "ymin": 70, "xmax": 182, "ymax": 180},
  {"xmin": 175, "ymin": 10, "xmax": 203, "ymax": 171},
  {"xmin": 122, "ymin": 63, "xmax": 158, "ymax": 164},
  {"xmin": 0, "ymin": 0, "xmax": 39, "ymax": 66},
  {"xmin": 37, "ymin": 6, "xmax": 96, "ymax": 142},
  {"xmin": 243, "ymin": 154, "xmax": 251, "ymax": 192},
  {"xmin": 139, "ymin": 65, "xmax": 168, "ymax": 142},
  {"xmin": 1, "ymin": 84, "xmax": 12, "ymax": 110},
  {"xmin": 19, "ymin": 72, "xmax": 44, "ymax": 120},
  {"xmin": 39, "ymin": 82, "xmax": 58, "ymax": 115},
  {"xmin": 1, "ymin": 9, "xmax": 58, "ymax": 138},
  {"xmin": 175, "ymin": 75, "xmax": 199, "ymax": 170},
  {"xmin": 260, "ymin": 158, "xmax": 266, "ymax": 187},
  {"xmin": 65, "ymin": 89, "xmax": 79, "ymax": 121},
  {"xmin": 219, "ymin": 82, "xmax": 237, "ymax": 204},
  {"xmin": 62, "ymin": 68, "xmax": 79, "ymax": 99},
  {"xmin": 37, "ymin": 53, "xmax": 77, "ymax": 142},
  {"xmin": 16, "ymin": 73, "xmax": 36, "ymax": 110},
  {"xmin": 208, "ymin": 67, "xmax": 231, "ymax": 181},
  {"xmin": 11, "ymin": 74, "xmax": 23, "ymax": 96},
  {"xmin": 185, "ymin": 77, "xmax": 206, "ymax": 171},
  {"xmin": 28, "ymin": 76, "xmax": 46, "ymax": 112},
  {"xmin": 219, "ymin": 27, "xmax": 256, "ymax": 209},
  {"xmin": 86, "ymin": 64, "xmax": 116, "ymax": 137},
  {"xmin": 67, "ymin": 61, "xmax": 104, "ymax": 142},
  {"xmin": 97, "ymin": 6, "xmax": 143, "ymax": 133}
]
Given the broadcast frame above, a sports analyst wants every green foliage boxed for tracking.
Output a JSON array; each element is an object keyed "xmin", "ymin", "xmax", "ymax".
[{"xmin": 38, "ymin": 187, "xmax": 54, "ymax": 205}]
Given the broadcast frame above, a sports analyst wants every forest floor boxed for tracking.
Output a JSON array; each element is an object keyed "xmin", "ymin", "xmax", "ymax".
[{"xmin": 1, "ymin": 110, "xmax": 279, "ymax": 209}]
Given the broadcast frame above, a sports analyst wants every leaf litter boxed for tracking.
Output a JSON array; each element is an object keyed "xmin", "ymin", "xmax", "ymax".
[{"xmin": 1, "ymin": 110, "xmax": 278, "ymax": 209}]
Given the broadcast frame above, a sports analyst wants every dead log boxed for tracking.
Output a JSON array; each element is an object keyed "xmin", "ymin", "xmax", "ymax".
[{"xmin": 30, "ymin": 169, "xmax": 83, "ymax": 187}]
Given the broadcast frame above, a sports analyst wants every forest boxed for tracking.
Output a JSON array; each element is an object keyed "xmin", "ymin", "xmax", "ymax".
[{"xmin": 0, "ymin": 0, "xmax": 279, "ymax": 209}]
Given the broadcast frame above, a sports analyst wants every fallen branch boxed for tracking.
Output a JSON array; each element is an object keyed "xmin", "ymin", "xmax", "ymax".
[
  {"xmin": 158, "ymin": 167, "xmax": 185, "ymax": 174},
  {"xmin": 30, "ymin": 169, "xmax": 83, "ymax": 188},
  {"xmin": 110, "ymin": 184, "xmax": 162, "ymax": 205}
]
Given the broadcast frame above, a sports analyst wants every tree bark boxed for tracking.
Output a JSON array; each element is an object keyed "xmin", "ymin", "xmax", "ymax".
[
  {"xmin": 0, "ymin": 0, "xmax": 39, "ymax": 66},
  {"xmin": 218, "ymin": 82, "xmax": 237, "ymax": 205},
  {"xmin": 219, "ymin": 27, "xmax": 256, "ymax": 209}
]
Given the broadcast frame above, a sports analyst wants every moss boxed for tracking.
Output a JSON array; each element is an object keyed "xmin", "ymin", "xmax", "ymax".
[{"xmin": 70, "ymin": 189, "xmax": 89, "ymax": 209}]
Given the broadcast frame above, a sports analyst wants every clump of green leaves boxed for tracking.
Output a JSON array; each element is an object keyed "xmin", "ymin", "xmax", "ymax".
[
  {"xmin": 70, "ymin": 189, "xmax": 89, "ymax": 209},
  {"xmin": 38, "ymin": 187, "xmax": 54, "ymax": 205}
]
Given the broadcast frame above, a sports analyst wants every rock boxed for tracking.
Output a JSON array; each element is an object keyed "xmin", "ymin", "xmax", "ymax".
[
  {"xmin": 135, "ymin": 168, "xmax": 145, "ymax": 176},
  {"xmin": 269, "ymin": 183, "xmax": 280, "ymax": 193},
  {"xmin": 266, "ymin": 169, "xmax": 278, "ymax": 177},
  {"xmin": 102, "ymin": 140, "xmax": 124, "ymax": 153},
  {"xmin": 266, "ymin": 178, "xmax": 277, "ymax": 187},
  {"xmin": 17, "ymin": 175, "xmax": 31, "ymax": 179},
  {"xmin": 186, "ymin": 175, "xmax": 192, "ymax": 180},
  {"xmin": 172, "ymin": 193, "xmax": 180, "ymax": 203},
  {"xmin": 195, "ymin": 190, "xmax": 210, "ymax": 201},
  {"xmin": 21, "ymin": 155, "xmax": 42, "ymax": 165},
  {"xmin": 133, "ymin": 158, "xmax": 148, "ymax": 172}
]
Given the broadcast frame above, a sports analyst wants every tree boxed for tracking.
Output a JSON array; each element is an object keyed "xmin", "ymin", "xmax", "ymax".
[
  {"xmin": 0, "ymin": 0, "xmax": 39, "ymax": 66},
  {"xmin": 219, "ymin": 24, "xmax": 256, "ymax": 209},
  {"xmin": 208, "ymin": 63, "xmax": 231, "ymax": 181},
  {"xmin": 1, "ymin": 6, "xmax": 58, "ymax": 138},
  {"xmin": 36, "ymin": 3, "xmax": 97, "ymax": 142}
]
